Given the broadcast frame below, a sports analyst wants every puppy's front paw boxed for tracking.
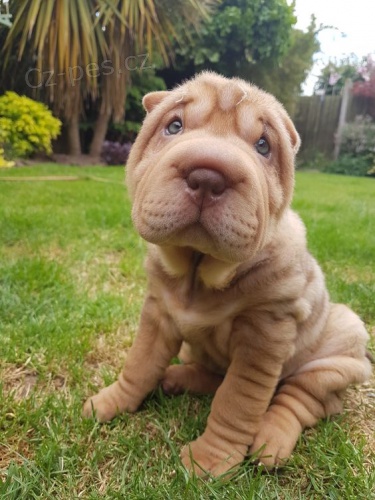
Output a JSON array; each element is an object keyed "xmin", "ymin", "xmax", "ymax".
[
  {"xmin": 180, "ymin": 437, "xmax": 244, "ymax": 478},
  {"xmin": 83, "ymin": 381, "xmax": 136, "ymax": 422},
  {"xmin": 83, "ymin": 392, "xmax": 116, "ymax": 422},
  {"xmin": 250, "ymin": 420, "xmax": 298, "ymax": 468}
]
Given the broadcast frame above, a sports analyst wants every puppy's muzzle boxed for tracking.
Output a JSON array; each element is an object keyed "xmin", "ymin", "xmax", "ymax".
[{"xmin": 185, "ymin": 168, "xmax": 227, "ymax": 208}]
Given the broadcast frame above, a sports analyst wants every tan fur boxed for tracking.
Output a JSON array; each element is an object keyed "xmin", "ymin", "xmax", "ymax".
[{"xmin": 83, "ymin": 72, "xmax": 371, "ymax": 477}]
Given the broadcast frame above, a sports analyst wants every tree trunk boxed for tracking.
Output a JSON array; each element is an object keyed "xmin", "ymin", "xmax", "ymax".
[
  {"xmin": 67, "ymin": 115, "xmax": 82, "ymax": 156},
  {"xmin": 89, "ymin": 110, "xmax": 111, "ymax": 157}
]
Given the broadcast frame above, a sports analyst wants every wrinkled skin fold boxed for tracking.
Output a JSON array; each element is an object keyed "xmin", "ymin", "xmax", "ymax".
[{"xmin": 83, "ymin": 72, "xmax": 372, "ymax": 477}]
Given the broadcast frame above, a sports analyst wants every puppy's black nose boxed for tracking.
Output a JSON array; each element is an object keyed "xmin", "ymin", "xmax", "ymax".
[{"xmin": 186, "ymin": 168, "xmax": 226, "ymax": 197}]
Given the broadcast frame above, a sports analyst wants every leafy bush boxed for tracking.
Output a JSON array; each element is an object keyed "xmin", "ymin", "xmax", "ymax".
[
  {"xmin": 297, "ymin": 151, "xmax": 328, "ymax": 171},
  {"xmin": 323, "ymin": 155, "xmax": 375, "ymax": 177},
  {"xmin": 126, "ymin": 71, "xmax": 166, "ymax": 121},
  {"xmin": 101, "ymin": 141, "xmax": 132, "ymax": 165},
  {"xmin": 0, "ymin": 91, "xmax": 61, "ymax": 158},
  {"xmin": 0, "ymin": 147, "xmax": 14, "ymax": 168},
  {"xmin": 340, "ymin": 115, "xmax": 375, "ymax": 157},
  {"xmin": 323, "ymin": 115, "xmax": 375, "ymax": 177},
  {"xmin": 105, "ymin": 69, "xmax": 167, "ymax": 143}
]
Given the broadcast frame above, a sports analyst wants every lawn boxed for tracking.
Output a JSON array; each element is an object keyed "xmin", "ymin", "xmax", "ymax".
[{"xmin": 0, "ymin": 166, "xmax": 374, "ymax": 499}]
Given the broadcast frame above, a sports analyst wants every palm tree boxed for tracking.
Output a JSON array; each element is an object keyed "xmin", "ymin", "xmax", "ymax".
[
  {"xmin": 2, "ymin": 0, "xmax": 215, "ymax": 156},
  {"xmin": 89, "ymin": 0, "xmax": 215, "ymax": 157}
]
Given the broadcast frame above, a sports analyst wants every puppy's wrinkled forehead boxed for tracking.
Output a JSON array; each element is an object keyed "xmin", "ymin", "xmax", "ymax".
[
  {"xmin": 185, "ymin": 77, "xmax": 244, "ymax": 112},
  {"xmin": 190, "ymin": 78, "xmax": 246, "ymax": 109},
  {"xmin": 175, "ymin": 73, "xmax": 268, "ymax": 136}
]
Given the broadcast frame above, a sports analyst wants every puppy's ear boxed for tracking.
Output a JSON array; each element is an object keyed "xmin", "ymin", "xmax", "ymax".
[
  {"xmin": 142, "ymin": 91, "xmax": 169, "ymax": 113},
  {"xmin": 283, "ymin": 114, "xmax": 301, "ymax": 154}
]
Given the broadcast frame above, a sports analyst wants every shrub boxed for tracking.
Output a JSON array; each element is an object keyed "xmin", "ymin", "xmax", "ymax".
[
  {"xmin": 105, "ymin": 69, "xmax": 166, "ymax": 143},
  {"xmin": 340, "ymin": 115, "xmax": 375, "ymax": 157},
  {"xmin": 297, "ymin": 151, "xmax": 328, "ymax": 171},
  {"xmin": 323, "ymin": 154, "xmax": 375, "ymax": 177},
  {"xmin": 323, "ymin": 115, "xmax": 375, "ymax": 177},
  {"xmin": 0, "ymin": 147, "xmax": 14, "ymax": 168},
  {"xmin": 0, "ymin": 91, "xmax": 61, "ymax": 158},
  {"xmin": 101, "ymin": 141, "xmax": 132, "ymax": 165}
]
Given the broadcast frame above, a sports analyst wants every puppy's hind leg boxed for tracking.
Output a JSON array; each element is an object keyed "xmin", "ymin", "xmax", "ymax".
[
  {"xmin": 162, "ymin": 363, "xmax": 224, "ymax": 395},
  {"xmin": 251, "ymin": 304, "xmax": 372, "ymax": 467}
]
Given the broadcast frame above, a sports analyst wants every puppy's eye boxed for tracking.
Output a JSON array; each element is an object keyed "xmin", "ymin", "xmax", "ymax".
[
  {"xmin": 255, "ymin": 137, "xmax": 270, "ymax": 156},
  {"xmin": 166, "ymin": 119, "xmax": 183, "ymax": 135}
]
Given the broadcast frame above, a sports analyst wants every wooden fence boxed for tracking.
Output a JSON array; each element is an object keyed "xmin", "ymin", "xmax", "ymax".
[{"xmin": 292, "ymin": 90, "xmax": 375, "ymax": 161}]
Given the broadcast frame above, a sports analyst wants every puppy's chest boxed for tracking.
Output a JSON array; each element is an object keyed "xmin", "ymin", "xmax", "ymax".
[{"xmin": 159, "ymin": 285, "xmax": 236, "ymax": 343}]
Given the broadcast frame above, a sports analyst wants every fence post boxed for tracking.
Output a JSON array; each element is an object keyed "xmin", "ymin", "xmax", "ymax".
[{"xmin": 334, "ymin": 79, "xmax": 353, "ymax": 160}]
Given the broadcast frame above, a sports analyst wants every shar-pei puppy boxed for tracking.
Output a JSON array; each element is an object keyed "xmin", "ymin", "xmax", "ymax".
[{"xmin": 84, "ymin": 72, "xmax": 371, "ymax": 476}]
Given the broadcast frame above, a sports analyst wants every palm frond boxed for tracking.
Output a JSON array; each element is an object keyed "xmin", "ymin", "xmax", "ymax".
[{"xmin": 2, "ymin": 0, "xmax": 218, "ymax": 121}]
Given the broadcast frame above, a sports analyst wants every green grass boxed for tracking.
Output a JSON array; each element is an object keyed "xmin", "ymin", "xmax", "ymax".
[{"xmin": 0, "ymin": 166, "xmax": 374, "ymax": 499}]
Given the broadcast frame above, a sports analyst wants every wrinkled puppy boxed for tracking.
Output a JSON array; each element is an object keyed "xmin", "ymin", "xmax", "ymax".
[{"xmin": 83, "ymin": 72, "xmax": 371, "ymax": 476}]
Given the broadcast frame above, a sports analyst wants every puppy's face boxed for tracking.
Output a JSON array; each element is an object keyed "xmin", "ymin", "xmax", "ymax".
[{"xmin": 127, "ymin": 72, "xmax": 300, "ymax": 265}]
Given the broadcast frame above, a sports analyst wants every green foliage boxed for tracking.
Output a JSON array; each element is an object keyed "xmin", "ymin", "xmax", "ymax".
[
  {"xmin": 176, "ymin": 0, "xmax": 296, "ymax": 73},
  {"xmin": 315, "ymin": 56, "xmax": 362, "ymax": 96},
  {"xmin": 323, "ymin": 155, "xmax": 374, "ymax": 177},
  {"xmin": 158, "ymin": 1, "xmax": 319, "ymax": 114},
  {"xmin": 246, "ymin": 18, "xmax": 319, "ymax": 114},
  {"xmin": 0, "ymin": 147, "xmax": 14, "ymax": 168},
  {"xmin": 340, "ymin": 115, "xmax": 375, "ymax": 157},
  {"xmin": 323, "ymin": 116, "xmax": 375, "ymax": 177},
  {"xmin": 314, "ymin": 54, "xmax": 375, "ymax": 98},
  {"xmin": 352, "ymin": 56, "xmax": 375, "ymax": 98},
  {"xmin": 297, "ymin": 151, "xmax": 329, "ymax": 171},
  {"xmin": 0, "ymin": 92, "xmax": 61, "ymax": 158},
  {"xmin": 107, "ymin": 69, "xmax": 167, "ymax": 142}
]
